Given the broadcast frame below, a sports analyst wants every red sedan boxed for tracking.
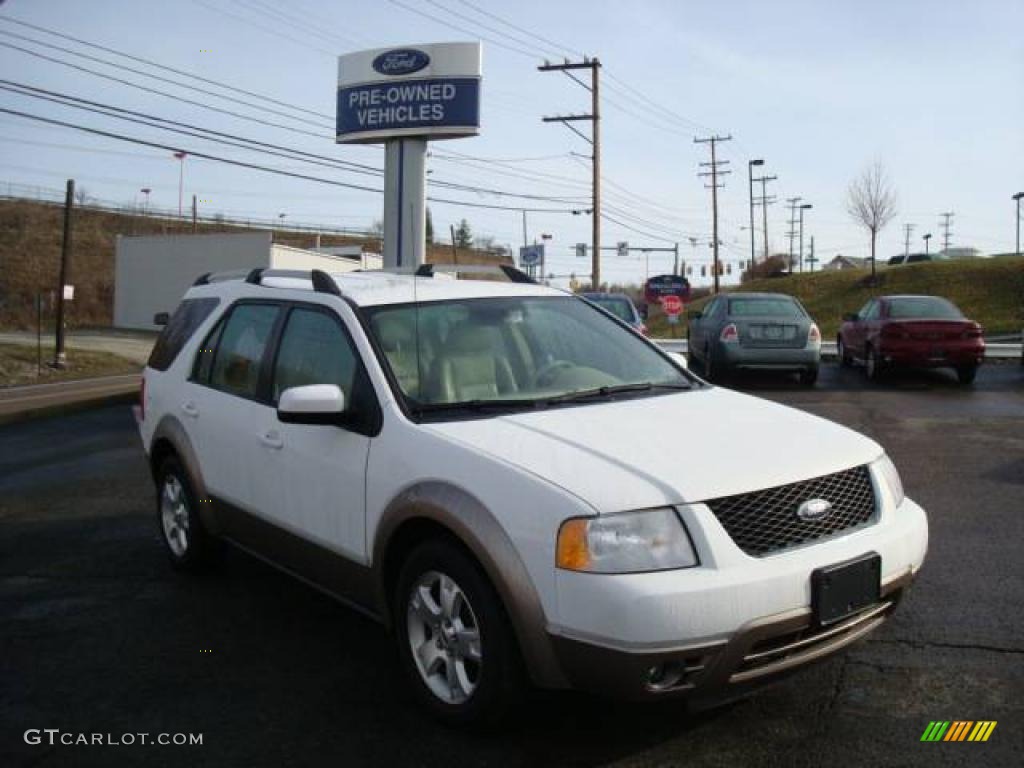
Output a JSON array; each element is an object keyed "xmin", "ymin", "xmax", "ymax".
[{"xmin": 837, "ymin": 295, "xmax": 984, "ymax": 384}]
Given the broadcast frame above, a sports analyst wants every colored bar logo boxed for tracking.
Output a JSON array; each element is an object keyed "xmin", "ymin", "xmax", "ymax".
[{"xmin": 921, "ymin": 721, "xmax": 997, "ymax": 742}]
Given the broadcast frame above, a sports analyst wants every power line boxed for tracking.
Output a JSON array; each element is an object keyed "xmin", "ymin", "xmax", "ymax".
[
  {"xmin": 0, "ymin": 14, "xmax": 333, "ymax": 120},
  {"xmin": 0, "ymin": 107, "xmax": 589, "ymax": 213}
]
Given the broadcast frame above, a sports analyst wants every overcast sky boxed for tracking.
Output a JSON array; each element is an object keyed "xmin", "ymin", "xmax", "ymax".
[{"xmin": 1, "ymin": 0, "xmax": 1021, "ymax": 287}]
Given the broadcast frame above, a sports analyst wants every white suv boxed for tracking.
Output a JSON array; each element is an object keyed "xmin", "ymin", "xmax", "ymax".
[{"xmin": 137, "ymin": 266, "xmax": 928, "ymax": 723}]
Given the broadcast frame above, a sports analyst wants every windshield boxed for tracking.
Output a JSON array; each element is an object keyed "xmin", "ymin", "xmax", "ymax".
[
  {"xmin": 584, "ymin": 295, "xmax": 635, "ymax": 323},
  {"xmin": 364, "ymin": 295, "xmax": 691, "ymax": 417},
  {"xmin": 728, "ymin": 298, "xmax": 803, "ymax": 317},
  {"xmin": 888, "ymin": 297, "xmax": 963, "ymax": 319}
]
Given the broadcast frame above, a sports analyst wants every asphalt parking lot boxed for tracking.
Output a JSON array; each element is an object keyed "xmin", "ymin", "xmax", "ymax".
[{"xmin": 2, "ymin": 363, "xmax": 1022, "ymax": 767}]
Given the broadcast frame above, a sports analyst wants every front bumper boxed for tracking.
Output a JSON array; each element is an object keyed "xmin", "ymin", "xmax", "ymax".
[
  {"xmin": 547, "ymin": 496, "xmax": 928, "ymax": 700},
  {"xmin": 715, "ymin": 342, "xmax": 820, "ymax": 370}
]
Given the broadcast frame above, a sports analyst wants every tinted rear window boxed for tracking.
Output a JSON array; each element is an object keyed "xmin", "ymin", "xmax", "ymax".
[
  {"xmin": 147, "ymin": 298, "xmax": 220, "ymax": 371},
  {"xmin": 887, "ymin": 297, "xmax": 962, "ymax": 319},
  {"xmin": 587, "ymin": 296, "xmax": 635, "ymax": 322},
  {"xmin": 728, "ymin": 298, "xmax": 803, "ymax": 317}
]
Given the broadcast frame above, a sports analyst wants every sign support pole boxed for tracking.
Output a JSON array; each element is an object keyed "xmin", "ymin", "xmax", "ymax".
[{"xmin": 383, "ymin": 138, "xmax": 427, "ymax": 271}]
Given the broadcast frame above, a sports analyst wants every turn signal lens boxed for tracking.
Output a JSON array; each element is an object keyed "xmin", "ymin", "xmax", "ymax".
[
  {"xmin": 720, "ymin": 323, "xmax": 739, "ymax": 343},
  {"xmin": 556, "ymin": 519, "xmax": 591, "ymax": 571}
]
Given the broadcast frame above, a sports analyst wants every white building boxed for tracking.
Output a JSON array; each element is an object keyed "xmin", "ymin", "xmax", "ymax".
[{"xmin": 114, "ymin": 232, "xmax": 381, "ymax": 329}]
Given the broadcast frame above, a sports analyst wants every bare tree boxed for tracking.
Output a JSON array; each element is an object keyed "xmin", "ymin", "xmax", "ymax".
[{"xmin": 846, "ymin": 161, "xmax": 897, "ymax": 280}]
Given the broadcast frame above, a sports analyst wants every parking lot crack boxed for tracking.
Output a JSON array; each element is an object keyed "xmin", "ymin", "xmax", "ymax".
[{"xmin": 877, "ymin": 637, "xmax": 1024, "ymax": 655}]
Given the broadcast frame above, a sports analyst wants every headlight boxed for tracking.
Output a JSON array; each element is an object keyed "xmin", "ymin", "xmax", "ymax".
[
  {"xmin": 872, "ymin": 454, "xmax": 905, "ymax": 509},
  {"xmin": 556, "ymin": 507, "xmax": 698, "ymax": 573}
]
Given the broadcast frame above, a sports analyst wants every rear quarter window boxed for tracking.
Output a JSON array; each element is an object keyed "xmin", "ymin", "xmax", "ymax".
[{"xmin": 147, "ymin": 298, "xmax": 220, "ymax": 371}]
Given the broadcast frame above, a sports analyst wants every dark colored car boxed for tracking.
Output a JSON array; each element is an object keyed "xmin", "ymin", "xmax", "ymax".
[
  {"xmin": 687, "ymin": 292, "xmax": 821, "ymax": 385},
  {"xmin": 581, "ymin": 292, "xmax": 647, "ymax": 335},
  {"xmin": 837, "ymin": 295, "xmax": 984, "ymax": 384}
]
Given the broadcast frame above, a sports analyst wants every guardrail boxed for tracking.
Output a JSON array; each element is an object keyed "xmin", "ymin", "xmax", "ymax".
[{"xmin": 652, "ymin": 339, "xmax": 1021, "ymax": 360}]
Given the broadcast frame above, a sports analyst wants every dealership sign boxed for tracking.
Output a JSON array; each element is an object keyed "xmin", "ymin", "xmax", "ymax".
[
  {"xmin": 644, "ymin": 274, "xmax": 691, "ymax": 304},
  {"xmin": 337, "ymin": 42, "xmax": 481, "ymax": 143}
]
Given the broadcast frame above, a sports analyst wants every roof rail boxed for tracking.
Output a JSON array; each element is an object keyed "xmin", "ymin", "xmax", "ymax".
[
  {"xmin": 414, "ymin": 263, "xmax": 537, "ymax": 284},
  {"xmin": 191, "ymin": 268, "xmax": 343, "ymax": 296}
]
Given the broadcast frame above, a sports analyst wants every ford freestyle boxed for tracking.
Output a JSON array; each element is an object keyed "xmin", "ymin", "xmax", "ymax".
[{"xmin": 137, "ymin": 266, "xmax": 928, "ymax": 723}]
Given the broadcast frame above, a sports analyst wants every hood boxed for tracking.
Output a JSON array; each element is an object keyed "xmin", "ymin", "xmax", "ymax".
[{"xmin": 424, "ymin": 388, "xmax": 882, "ymax": 514}]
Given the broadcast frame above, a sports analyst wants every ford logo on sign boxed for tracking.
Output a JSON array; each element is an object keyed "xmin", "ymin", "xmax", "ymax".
[
  {"xmin": 796, "ymin": 498, "xmax": 833, "ymax": 522},
  {"xmin": 372, "ymin": 49, "xmax": 430, "ymax": 76}
]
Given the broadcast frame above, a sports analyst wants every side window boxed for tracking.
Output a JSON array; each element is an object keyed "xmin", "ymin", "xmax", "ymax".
[
  {"xmin": 700, "ymin": 298, "xmax": 716, "ymax": 319},
  {"xmin": 271, "ymin": 308, "xmax": 359, "ymax": 403},
  {"xmin": 192, "ymin": 316, "xmax": 225, "ymax": 384},
  {"xmin": 147, "ymin": 298, "xmax": 219, "ymax": 371},
  {"xmin": 208, "ymin": 304, "xmax": 280, "ymax": 399},
  {"xmin": 863, "ymin": 301, "xmax": 880, "ymax": 320}
]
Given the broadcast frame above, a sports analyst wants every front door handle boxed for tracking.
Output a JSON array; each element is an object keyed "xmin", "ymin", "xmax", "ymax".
[
  {"xmin": 180, "ymin": 401, "xmax": 199, "ymax": 418},
  {"xmin": 260, "ymin": 430, "xmax": 284, "ymax": 450}
]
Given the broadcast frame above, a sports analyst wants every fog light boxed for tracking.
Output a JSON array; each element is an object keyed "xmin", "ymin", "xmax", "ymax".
[{"xmin": 645, "ymin": 662, "xmax": 684, "ymax": 692}]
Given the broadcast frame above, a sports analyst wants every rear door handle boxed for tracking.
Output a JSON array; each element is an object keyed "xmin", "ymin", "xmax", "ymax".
[
  {"xmin": 180, "ymin": 401, "xmax": 199, "ymax": 418},
  {"xmin": 260, "ymin": 430, "xmax": 284, "ymax": 450}
]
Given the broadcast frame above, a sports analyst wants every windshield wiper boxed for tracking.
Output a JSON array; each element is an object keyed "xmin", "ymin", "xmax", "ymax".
[
  {"xmin": 412, "ymin": 398, "xmax": 541, "ymax": 416},
  {"xmin": 544, "ymin": 381, "xmax": 690, "ymax": 405}
]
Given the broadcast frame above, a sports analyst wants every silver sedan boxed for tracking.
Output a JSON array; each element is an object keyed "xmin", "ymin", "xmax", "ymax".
[{"xmin": 687, "ymin": 292, "xmax": 822, "ymax": 385}]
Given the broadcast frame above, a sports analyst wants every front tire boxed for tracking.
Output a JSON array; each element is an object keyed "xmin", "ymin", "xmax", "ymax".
[
  {"xmin": 865, "ymin": 345, "xmax": 885, "ymax": 382},
  {"xmin": 156, "ymin": 456, "xmax": 221, "ymax": 571},
  {"xmin": 394, "ymin": 538, "xmax": 524, "ymax": 725},
  {"xmin": 837, "ymin": 336, "xmax": 852, "ymax": 367}
]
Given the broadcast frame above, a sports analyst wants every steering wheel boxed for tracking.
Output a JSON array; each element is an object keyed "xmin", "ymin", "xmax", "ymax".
[{"xmin": 534, "ymin": 359, "xmax": 575, "ymax": 388}]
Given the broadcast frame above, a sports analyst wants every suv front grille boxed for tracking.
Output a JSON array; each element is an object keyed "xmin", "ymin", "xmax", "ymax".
[{"xmin": 704, "ymin": 465, "xmax": 876, "ymax": 557}]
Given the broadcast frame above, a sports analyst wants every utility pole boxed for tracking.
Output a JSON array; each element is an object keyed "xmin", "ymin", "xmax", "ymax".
[
  {"xmin": 798, "ymin": 203, "xmax": 812, "ymax": 272},
  {"xmin": 902, "ymin": 223, "xmax": 915, "ymax": 258},
  {"xmin": 1013, "ymin": 193, "xmax": 1023, "ymax": 257},
  {"xmin": 191, "ymin": 194, "xmax": 198, "ymax": 233},
  {"xmin": 786, "ymin": 197, "xmax": 802, "ymax": 271},
  {"xmin": 748, "ymin": 159, "xmax": 764, "ymax": 267},
  {"xmin": 53, "ymin": 179, "xmax": 74, "ymax": 368},
  {"xmin": 672, "ymin": 241, "xmax": 679, "ymax": 276},
  {"xmin": 449, "ymin": 223, "xmax": 458, "ymax": 264},
  {"xmin": 923, "ymin": 232, "xmax": 932, "ymax": 255},
  {"xmin": 939, "ymin": 211, "xmax": 954, "ymax": 254},
  {"xmin": 753, "ymin": 174, "xmax": 777, "ymax": 262},
  {"xmin": 540, "ymin": 58, "xmax": 600, "ymax": 289},
  {"xmin": 807, "ymin": 236, "xmax": 816, "ymax": 272},
  {"xmin": 694, "ymin": 134, "xmax": 732, "ymax": 293}
]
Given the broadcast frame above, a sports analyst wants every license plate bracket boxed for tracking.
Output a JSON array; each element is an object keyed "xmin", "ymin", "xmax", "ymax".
[{"xmin": 812, "ymin": 553, "xmax": 881, "ymax": 626}]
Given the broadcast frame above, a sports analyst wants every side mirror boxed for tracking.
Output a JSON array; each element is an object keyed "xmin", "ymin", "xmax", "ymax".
[
  {"xmin": 688, "ymin": 311, "xmax": 702, "ymax": 320},
  {"xmin": 843, "ymin": 313, "xmax": 859, "ymax": 322},
  {"xmin": 278, "ymin": 384, "xmax": 346, "ymax": 425},
  {"xmin": 668, "ymin": 351, "xmax": 689, "ymax": 370},
  {"xmin": 153, "ymin": 312, "xmax": 170, "ymax": 326}
]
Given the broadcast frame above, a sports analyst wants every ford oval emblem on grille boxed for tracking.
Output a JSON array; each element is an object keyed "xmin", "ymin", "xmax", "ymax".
[
  {"xmin": 372, "ymin": 48, "xmax": 430, "ymax": 76},
  {"xmin": 796, "ymin": 498, "xmax": 833, "ymax": 521}
]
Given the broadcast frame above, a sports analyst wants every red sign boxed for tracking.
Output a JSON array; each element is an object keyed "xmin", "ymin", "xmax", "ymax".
[{"xmin": 660, "ymin": 295, "xmax": 683, "ymax": 316}]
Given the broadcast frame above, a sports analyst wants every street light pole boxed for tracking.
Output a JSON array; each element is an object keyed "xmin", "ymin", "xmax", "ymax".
[
  {"xmin": 748, "ymin": 159, "xmax": 763, "ymax": 268},
  {"xmin": 798, "ymin": 204, "xmax": 812, "ymax": 273},
  {"xmin": 1013, "ymin": 192, "xmax": 1023, "ymax": 257},
  {"xmin": 173, "ymin": 151, "xmax": 187, "ymax": 218},
  {"xmin": 923, "ymin": 232, "xmax": 932, "ymax": 255}
]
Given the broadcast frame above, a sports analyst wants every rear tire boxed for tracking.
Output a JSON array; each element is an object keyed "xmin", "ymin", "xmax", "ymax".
[
  {"xmin": 865, "ymin": 345, "xmax": 885, "ymax": 382},
  {"xmin": 394, "ymin": 538, "xmax": 524, "ymax": 726},
  {"xmin": 155, "ymin": 456, "xmax": 222, "ymax": 571},
  {"xmin": 799, "ymin": 366, "xmax": 819, "ymax": 387},
  {"xmin": 703, "ymin": 344, "xmax": 716, "ymax": 381},
  {"xmin": 955, "ymin": 365, "xmax": 978, "ymax": 385}
]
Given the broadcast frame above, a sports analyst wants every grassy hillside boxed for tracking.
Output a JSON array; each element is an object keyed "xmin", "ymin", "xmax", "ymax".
[
  {"xmin": 0, "ymin": 199, "xmax": 506, "ymax": 330},
  {"xmin": 646, "ymin": 256, "xmax": 1024, "ymax": 339}
]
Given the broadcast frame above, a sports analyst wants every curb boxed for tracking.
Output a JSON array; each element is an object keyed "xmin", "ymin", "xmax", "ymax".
[{"xmin": 0, "ymin": 391, "xmax": 137, "ymax": 427}]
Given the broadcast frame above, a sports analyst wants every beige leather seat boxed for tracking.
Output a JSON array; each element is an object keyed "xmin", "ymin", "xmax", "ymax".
[
  {"xmin": 427, "ymin": 325, "xmax": 518, "ymax": 402},
  {"xmin": 375, "ymin": 314, "xmax": 421, "ymax": 398}
]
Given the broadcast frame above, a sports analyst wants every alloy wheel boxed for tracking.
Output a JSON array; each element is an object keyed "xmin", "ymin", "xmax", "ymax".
[
  {"xmin": 160, "ymin": 475, "xmax": 190, "ymax": 557},
  {"xmin": 406, "ymin": 570, "xmax": 482, "ymax": 704}
]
